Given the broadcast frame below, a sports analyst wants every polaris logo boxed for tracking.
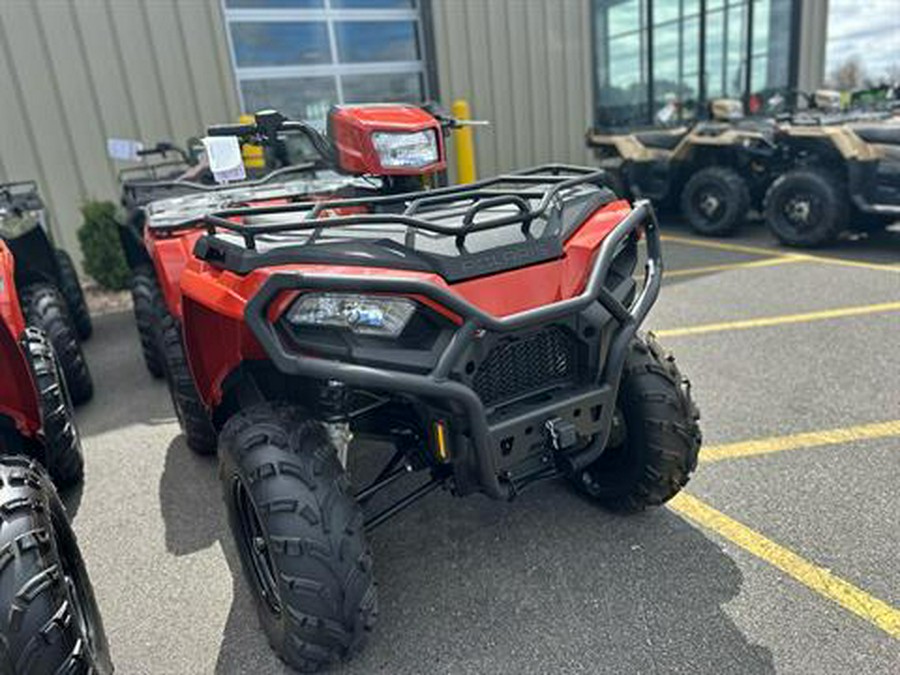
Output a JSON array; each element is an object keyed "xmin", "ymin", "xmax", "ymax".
[{"xmin": 459, "ymin": 240, "xmax": 561, "ymax": 276}]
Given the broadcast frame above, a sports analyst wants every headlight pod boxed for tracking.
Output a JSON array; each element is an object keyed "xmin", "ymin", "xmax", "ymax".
[
  {"xmin": 286, "ymin": 293, "xmax": 416, "ymax": 337},
  {"xmin": 371, "ymin": 130, "xmax": 439, "ymax": 169}
]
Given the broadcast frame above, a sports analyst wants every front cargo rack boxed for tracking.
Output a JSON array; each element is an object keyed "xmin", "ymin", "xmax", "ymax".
[{"xmin": 174, "ymin": 164, "xmax": 614, "ymax": 248}]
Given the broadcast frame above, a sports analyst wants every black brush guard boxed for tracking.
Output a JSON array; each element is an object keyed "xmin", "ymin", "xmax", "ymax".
[{"xmin": 241, "ymin": 193, "xmax": 663, "ymax": 501}]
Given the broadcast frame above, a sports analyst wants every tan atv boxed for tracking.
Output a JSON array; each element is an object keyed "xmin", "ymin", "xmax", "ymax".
[
  {"xmin": 587, "ymin": 100, "xmax": 778, "ymax": 236},
  {"xmin": 763, "ymin": 117, "xmax": 900, "ymax": 246}
]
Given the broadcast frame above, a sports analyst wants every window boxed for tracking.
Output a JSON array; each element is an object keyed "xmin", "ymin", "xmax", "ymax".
[
  {"xmin": 593, "ymin": 0, "xmax": 797, "ymax": 128},
  {"xmin": 231, "ymin": 22, "xmax": 330, "ymax": 67},
  {"xmin": 222, "ymin": 0, "xmax": 429, "ymax": 126}
]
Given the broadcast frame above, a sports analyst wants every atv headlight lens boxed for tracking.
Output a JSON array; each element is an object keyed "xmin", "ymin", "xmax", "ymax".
[
  {"xmin": 286, "ymin": 293, "xmax": 415, "ymax": 337},
  {"xmin": 371, "ymin": 130, "xmax": 439, "ymax": 169}
]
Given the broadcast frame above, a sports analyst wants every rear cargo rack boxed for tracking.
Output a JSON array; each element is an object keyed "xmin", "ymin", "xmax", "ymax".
[
  {"xmin": 120, "ymin": 162, "xmax": 323, "ymax": 208},
  {"xmin": 175, "ymin": 164, "xmax": 612, "ymax": 251},
  {"xmin": 0, "ymin": 181, "xmax": 43, "ymax": 211}
]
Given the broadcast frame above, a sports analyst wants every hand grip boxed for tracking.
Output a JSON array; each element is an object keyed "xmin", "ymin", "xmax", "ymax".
[{"xmin": 207, "ymin": 123, "xmax": 256, "ymax": 137}]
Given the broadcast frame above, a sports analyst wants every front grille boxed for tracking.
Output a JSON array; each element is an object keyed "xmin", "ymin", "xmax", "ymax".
[{"xmin": 473, "ymin": 327, "xmax": 577, "ymax": 406}]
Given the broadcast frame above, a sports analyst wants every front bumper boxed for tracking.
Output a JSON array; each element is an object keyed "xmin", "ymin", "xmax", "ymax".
[{"xmin": 245, "ymin": 201, "xmax": 663, "ymax": 499}]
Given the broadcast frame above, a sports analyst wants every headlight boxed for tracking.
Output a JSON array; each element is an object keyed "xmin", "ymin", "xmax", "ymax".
[
  {"xmin": 371, "ymin": 130, "xmax": 439, "ymax": 169},
  {"xmin": 286, "ymin": 293, "xmax": 416, "ymax": 337}
]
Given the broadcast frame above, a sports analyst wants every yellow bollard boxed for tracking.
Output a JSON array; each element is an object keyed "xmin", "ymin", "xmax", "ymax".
[
  {"xmin": 451, "ymin": 99, "xmax": 476, "ymax": 184},
  {"xmin": 239, "ymin": 113, "xmax": 265, "ymax": 170}
]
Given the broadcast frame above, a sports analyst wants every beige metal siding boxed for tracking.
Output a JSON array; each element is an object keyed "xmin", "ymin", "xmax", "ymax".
[
  {"xmin": 0, "ymin": 0, "xmax": 238, "ymax": 265},
  {"xmin": 430, "ymin": 0, "xmax": 593, "ymax": 180}
]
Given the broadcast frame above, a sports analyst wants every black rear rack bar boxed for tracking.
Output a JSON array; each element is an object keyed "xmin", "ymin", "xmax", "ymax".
[
  {"xmin": 175, "ymin": 164, "xmax": 612, "ymax": 250},
  {"xmin": 117, "ymin": 160, "xmax": 192, "ymax": 184},
  {"xmin": 0, "ymin": 181, "xmax": 43, "ymax": 210},
  {"xmin": 123, "ymin": 161, "xmax": 322, "ymax": 193},
  {"xmin": 0, "ymin": 180, "xmax": 39, "ymax": 192}
]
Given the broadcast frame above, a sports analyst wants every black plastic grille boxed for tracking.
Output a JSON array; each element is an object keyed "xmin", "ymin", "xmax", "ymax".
[{"xmin": 472, "ymin": 327, "xmax": 577, "ymax": 406}]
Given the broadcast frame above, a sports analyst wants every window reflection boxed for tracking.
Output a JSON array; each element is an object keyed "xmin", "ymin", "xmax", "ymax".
[
  {"xmin": 241, "ymin": 77, "xmax": 337, "ymax": 126},
  {"xmin": 594, "ymin": 0, "xmax": 795, "ymax": 127},
  {"xmin": 335, "ymin": 22, "xmax": 420, "ymax": 63},
  {"xmin": 232, "ymin": 22, "xmax": 331, "ymax": 68},
  {"xmin": 342, "ymin": 73, "xmax": 423, "ymax": 103}
]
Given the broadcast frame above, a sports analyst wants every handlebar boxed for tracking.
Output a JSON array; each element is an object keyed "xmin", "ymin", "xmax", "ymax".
[
  {"xmin": 207, "ymin": 110, "xmax": 336, "ymax": 164},
  {"xmin": 136, "ymin": 142, "xmax": 196, "ymax": 165},
  {"xmin": 206, "ymin": 123, "xmax": 257, "ymax": 137}
]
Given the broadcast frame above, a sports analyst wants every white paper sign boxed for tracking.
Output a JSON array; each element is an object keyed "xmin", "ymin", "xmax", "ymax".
[
  {"xmin": 202, "ymin": 136, "xmax": 246, "ymax": 184},
  {"xmin": 107, "ymin": 138, "xmax": 144, "ymax": 161}
]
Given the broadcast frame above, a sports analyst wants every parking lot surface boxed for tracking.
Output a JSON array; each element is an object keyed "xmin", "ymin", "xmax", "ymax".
[{"xmin": 70, "ymin": 221, "xmax": 899, "ymax": 674}]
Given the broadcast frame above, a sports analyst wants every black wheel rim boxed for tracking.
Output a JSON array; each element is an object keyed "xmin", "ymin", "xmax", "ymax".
[
  {"xmin": 693, "ymin": 184, "xmax": 727, "ymax": 224},
  {"xmin": 781, "ymin": 191, "xmax": 819, "ymax": 232},
  {"xmin": 232, "ymin": 477, "xmax": 282, "ymax": 615}
]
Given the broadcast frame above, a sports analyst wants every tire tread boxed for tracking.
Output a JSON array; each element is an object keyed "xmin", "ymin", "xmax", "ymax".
[{"xmin": 220, "ymin": 403, "xmax": 377, "ymax": 672}]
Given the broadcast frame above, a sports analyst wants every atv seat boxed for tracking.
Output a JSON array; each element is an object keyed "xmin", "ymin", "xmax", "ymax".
[
  {"xmin": 850, "ymin": 123, "xmax": 900, "ymax": 146},
  {"xmin": 632, "ymin": 128, "xmax": 689, "ymax": 151}
]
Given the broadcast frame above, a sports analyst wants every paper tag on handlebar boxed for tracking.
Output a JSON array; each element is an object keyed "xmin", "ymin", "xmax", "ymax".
[
  {"xmin": 107, "ymin": 138, "xmax": 144, "ymax": 161},
  {"xmin": 203, "ymin": 136, "xmax": 246, "ymax": 184}
]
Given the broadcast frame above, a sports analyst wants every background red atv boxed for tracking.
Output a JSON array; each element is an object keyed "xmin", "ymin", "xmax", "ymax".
[
  {"xmin": 173, "ymin": 165, "xmax": 701, "ymax": 671},
  {"xmin": 1, "ymin": 182, "xmax": 93, "ymax": 404},
  {"xmin": 126, "ymin": 105, "xmax": 455, "ymax": 454},
  {"xmin": 0, "ymin": 241, "xmax": 110, "ymax": 671},
  {"xmin": 0, "ymin": 239, "xmax": 84, "ymax": 487}
]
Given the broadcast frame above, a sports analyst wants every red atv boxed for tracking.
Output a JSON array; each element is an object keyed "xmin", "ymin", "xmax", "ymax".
[
  {"xmin": 1, "ymin": 181, "xmax": 93, "ymax": 404},
  {"xmin": 0, "ymin": 241, "xmax": 111, "ymax": 673},
  {"xmin": 172, "ymin": 156, "xmax": 701, "ymax": 669},
  {"xmin": 123, "ymin": 106, "xmax": 454, "ymax": 455},
  {"xmin": 0, "ymin": 239, "xmax": 84, "ymax": 487}
]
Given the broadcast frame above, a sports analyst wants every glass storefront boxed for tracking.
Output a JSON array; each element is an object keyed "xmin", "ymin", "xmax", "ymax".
[
  {"xmin": 593, "ymin": 0, "xmax": 797, "ymax": 128},
  {"xmin": 223, "ymin": 0, "xmax": 429, "ymax": 127}
]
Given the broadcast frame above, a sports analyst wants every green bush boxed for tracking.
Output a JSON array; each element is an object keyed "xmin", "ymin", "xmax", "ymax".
[{"xmin": 77, "ymin": 200, "xmax": 130, "ymax": 291}]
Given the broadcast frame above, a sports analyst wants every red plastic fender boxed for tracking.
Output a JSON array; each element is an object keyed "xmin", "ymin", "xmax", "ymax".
[{"xmin": 0, "ymin": 241, "xmax": 42, "ymax": 436}]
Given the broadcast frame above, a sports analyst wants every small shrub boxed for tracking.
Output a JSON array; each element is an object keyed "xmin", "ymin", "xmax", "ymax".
[{"xmin": 77, "ymin": 200, "xmax": 130, "ymax": 291}]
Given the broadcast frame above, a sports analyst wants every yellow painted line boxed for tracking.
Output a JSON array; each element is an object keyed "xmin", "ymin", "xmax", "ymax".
[
  {"xmin": 702, "ymin": 420, "xmax": 900, "ymax": 463},
  {"xmin": 660, "ymin": 234, "xmax": 900, "ymax": 274},
  {"xmin": 665, "ymin": 255, "xmax": 805, "ymax": 278},
  {"xmin": 656, "ymin": 301, "xmax": 900, "ymax": 338},
  {"xmin": 661, "ymin": 234, "xmax": 793, "ymax": 258},
  {"xmin": 809, "ymin": 255, "xmax": 900, "ymax": 274},
  {"xmin": 670, "ymin": 493, "xmax": 900, "ymax": 639}
]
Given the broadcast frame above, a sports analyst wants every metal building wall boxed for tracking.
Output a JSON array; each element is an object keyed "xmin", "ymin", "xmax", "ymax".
[
  {"xmin": 0, "ymin": 0, "xmax": 239, "ymax": 262},
  {"xmin": 429, "ymin": 0, "xmax": 594, "ymax": 179}
]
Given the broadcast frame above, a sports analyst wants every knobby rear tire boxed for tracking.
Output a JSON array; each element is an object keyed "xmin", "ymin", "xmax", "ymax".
[
  {"xmin": 21, "ymin": 284, "xmax": 93, "ymax": 406},
  {"xmin": 129, "ymin": 266, "xmax": 165, "ymax": 379},
  {"xmin": 53, "ymin": 249, "xmax": 92, "ymax": 341},
  {"xmin": 160, "ymin": 312, "xmax": 217, "ymax": 455}
]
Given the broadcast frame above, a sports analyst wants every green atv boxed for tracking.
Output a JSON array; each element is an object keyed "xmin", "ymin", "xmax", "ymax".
[{"xmin": 586, "ymin": 99, "xmax": 778, "ymax": 237}]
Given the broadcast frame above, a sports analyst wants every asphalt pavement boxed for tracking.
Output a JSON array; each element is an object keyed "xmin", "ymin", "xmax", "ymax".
[{"xmin": 68, "ymin": 219, "xmax": 900, "ymax": 674}]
